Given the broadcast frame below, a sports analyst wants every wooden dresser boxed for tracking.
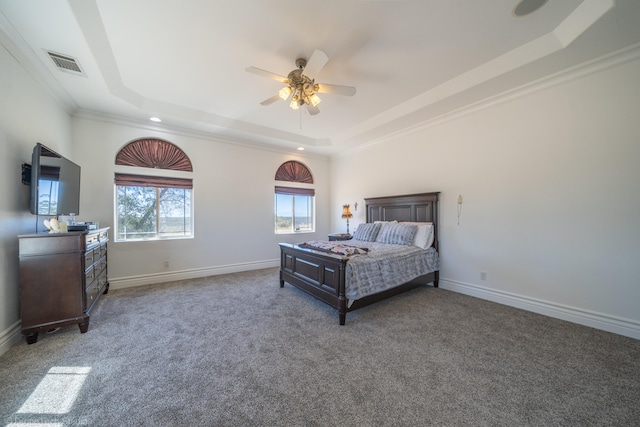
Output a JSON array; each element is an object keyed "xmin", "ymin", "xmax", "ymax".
[{"xmin": 18, "ymin": 227, "xmax": 110, "ymax": 344}]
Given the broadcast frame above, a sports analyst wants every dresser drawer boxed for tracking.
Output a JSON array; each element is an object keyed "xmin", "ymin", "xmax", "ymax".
[
  {"xmin": 85, "ymin": 265, "xmax": 95, "ymax": 283},
  {"xmin": 85, "ymin": 280, "xmax": 101, "ymax": 306},
  {"xmin": 85, "ymin": 250, "xmax": 95, "ymax": 266},
  {"xmin": 97, "ymin": 269, "xmax": 108, "ymax": 291},
  {"xmin": 20, "ymin": 233, "xmax": 84, "ymax": 256},
  {"xmin": 86, "ymin": 232, "xmax": 100, "ymax": 248},
  {"xmin": 93, "ymin": 256, "xmax": 107, "ymax": 276},
  {"xmin": 86, "ymin": 247, "xmax": 105, "ymax": 270}
]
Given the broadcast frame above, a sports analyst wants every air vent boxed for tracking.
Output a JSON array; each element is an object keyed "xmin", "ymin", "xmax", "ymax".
[{"xmin": 46, "ymin": 51, "xmax": 85, "ymax": 76}]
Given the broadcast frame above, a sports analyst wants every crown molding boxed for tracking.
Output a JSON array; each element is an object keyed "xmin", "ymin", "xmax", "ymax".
[{"xmin": 72, "ymin": 110, "xmax": 331, "ymax": 161}]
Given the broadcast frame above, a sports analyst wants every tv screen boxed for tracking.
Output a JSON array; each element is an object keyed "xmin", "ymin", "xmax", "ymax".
[{"xmin": 29, "ymin": 143, "xmax": 81, "ymax": 216}]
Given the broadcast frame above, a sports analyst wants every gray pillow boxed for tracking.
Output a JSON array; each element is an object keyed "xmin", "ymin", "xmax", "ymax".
[
  {"xmin": 376, "ymin": 223, "xmax": 417, "ymax": 246},
  {"xmin": 352, "ymin": 223, "xmax": 382, "ymax": 242}
]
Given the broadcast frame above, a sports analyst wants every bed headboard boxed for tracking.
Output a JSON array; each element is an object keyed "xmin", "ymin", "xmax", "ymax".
[{"xmin": 365, "ymin": 192, "xmax": 439, "ymax": 249}]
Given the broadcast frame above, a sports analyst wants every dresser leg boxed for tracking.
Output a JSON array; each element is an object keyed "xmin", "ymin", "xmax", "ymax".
[{"xmin": 25, "ymin": 333, "xmax": 38, "ymax": 344}]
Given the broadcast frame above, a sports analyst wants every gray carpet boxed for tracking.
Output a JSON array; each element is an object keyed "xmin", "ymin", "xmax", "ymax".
[{"xmin": 1, "ymin": 267, "xmax": 639, "ymax": 426}]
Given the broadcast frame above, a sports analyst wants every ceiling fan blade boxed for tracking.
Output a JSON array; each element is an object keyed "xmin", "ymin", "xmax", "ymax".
[
  {"xmin": 315, "ymin": 83, "xmax": 356, "ymax": 96},
  {"xmin": 306, "ymin": 104, "xmax": 320, "ymax": 115},
  {"xmin": 246, "ymin": 66, "xmax": 288, "ymax": 83},
  {"xmin": 302, "ymin": 50, "xmax": 329, "ymax": 79},
  {"xmin": 260, "ymin": 94, "xmax": 281, "ymax": 106}
]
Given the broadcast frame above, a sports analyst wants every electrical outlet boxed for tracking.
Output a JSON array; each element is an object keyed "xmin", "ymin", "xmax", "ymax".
[
  {"xmin": 481, "ymin": 271, "xmax": 487, "ymax": 281},
  {"xmin": 458, "ymin": 195, "xmax": 463, "ymax": 204},
  {"xmin": 163, "ymin": 260, "xmax": 170, "ymax": 268}
]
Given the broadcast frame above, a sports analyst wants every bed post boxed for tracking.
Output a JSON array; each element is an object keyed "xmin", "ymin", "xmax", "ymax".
[
  {"xmin": 279, "ymin": 253, "xmax": 285, "ymax": 287},
  {"xmin": 338, "ymin": 263, "xmax": 347, "ymax": 325}
]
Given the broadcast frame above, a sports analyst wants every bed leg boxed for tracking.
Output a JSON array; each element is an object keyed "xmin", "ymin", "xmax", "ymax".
[
  {"xmin": 339, "ymin": 312, "xmax": 346, "ymax": 325},
  {"xmin": 433, "ymin": 271, "xmax": 439, "ymax": 288}
]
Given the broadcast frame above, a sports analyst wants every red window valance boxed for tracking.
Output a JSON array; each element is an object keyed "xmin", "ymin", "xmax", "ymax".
[
  {"xmin": 116, "ymin": 138, "xmax": 193, "ymax": 172},
  {"xmin": 275, "ymin": 186, "xmax": 315, "ymax": 196},
  {"xmin": 274, "ymin": 160, "xmax": 313, "ymax": 183},
  {"xmin": 115, "ymin": 173, "xmax": 193, "ymax": 189}
]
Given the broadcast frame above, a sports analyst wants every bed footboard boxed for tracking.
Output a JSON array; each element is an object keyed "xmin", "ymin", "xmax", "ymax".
[{"xmin": 279, "ymin": 243, "xmax": 349, "ymax": 324}]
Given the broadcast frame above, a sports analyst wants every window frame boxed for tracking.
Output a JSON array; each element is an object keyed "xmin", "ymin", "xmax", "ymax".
[
  {"xmin": 274, "ymin": 186, "xmax": 315, "ymax": 234},
  {"xmin": 114, "ymin": 173, "xmax": 194, "ymax": 242}
]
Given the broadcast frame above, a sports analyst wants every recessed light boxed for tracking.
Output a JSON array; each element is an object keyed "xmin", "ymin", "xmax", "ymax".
[
  {"xmin": 150, "ymin": 117, "xmax": 162, "ymax": 122},
  {"xmin": 297, "ymin": 147, "xmax": 305, "ymax": 151}
]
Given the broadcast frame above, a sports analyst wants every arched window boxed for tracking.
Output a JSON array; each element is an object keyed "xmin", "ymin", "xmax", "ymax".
[
  {"xmin": 274, "ymin": 160, "xmax": 313, "ymax": 183},
  {"xmin": 114, "ymin": 138, "xmax": 193, "ymax": 241},
  {"xmin": 274, "ymin": 161, "xmax": 315, "ymax": 234},
  {"xmin": 115, "ymin": 138, "xmax": 193, "ymax": 171}
]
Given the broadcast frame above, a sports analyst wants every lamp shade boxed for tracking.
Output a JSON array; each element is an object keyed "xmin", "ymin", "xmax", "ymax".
[{"xmin": 341, "ymin": 204, "xmax": 353, "ymax": 219}]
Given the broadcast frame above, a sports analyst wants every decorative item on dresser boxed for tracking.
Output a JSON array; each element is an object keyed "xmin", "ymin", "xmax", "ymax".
[
  {"xmin": 18, "ymin": 227, "xmax": 110, "ymax": 344},
  {"xmin": 280, "ymin": 192, "xmax": 439, "ymax": 325}
]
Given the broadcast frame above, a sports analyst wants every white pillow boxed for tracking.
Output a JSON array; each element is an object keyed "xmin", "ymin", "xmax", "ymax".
[{"xmin": 401, "ymin": 222, "xmax": 434, "ymax": 248}]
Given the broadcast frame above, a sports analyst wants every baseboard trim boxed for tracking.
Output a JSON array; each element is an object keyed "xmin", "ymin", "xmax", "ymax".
[
  {"xmin": 109, "ymin": 259, "xmax": 280, "ymax": 290},
  {"xmin": 439, "ymin": 278, "xmax": 640, "ymax": 340},
  {"xmin": 0, "ymin": 321, "xmax": 22, "ymax": 356}
]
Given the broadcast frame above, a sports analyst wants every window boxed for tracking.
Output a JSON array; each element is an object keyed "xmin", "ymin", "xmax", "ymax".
[
  {"xmin": 274, "ymin": 161, "xmax": 315, "ymax": 234},
  {"xmin": 275, "ymin": 187, "xmax": 315, "ymax": 234},
  {"xmin": 116, "ymin": 174, "xmax": 192, "ymax": 240},
  {"xmin": 115, "ymin": 139, "xmax": 193, "ymax": 242}
]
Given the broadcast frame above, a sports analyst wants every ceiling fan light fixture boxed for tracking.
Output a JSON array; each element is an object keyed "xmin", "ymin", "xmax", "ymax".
[
  {"xmin": 279, "ymin": 86, "xmax": 292, "ymax": 100},
  {"xmin": 247, "ymin": 50, "xmax": 355, "ymax": 115},
  {"xmin": 309, "ymin": 93, "xmax": 322, "ymax": 107}
]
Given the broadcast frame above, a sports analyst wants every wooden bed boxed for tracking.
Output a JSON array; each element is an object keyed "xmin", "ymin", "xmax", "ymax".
[{"xmin": 279, "ymin": 192, "xmax": 439, "ymax": 324}]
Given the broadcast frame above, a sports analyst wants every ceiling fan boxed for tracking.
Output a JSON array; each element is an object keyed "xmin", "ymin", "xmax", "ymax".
[{"xmin": 246, "ymin": 50, "xmax": 356, "ymax": 115}]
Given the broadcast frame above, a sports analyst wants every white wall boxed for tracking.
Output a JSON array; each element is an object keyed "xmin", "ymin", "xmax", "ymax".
[
  {"xmin": 71, "ymin": 117, "xmax": 330, "ymax": 286},
  {"xmin": 0, "ymin": 43, "xmax": 73, "ymax": 353},
  {"xmin": 330, "ymin": 50, "xmax": 640, "ymax": 339}
]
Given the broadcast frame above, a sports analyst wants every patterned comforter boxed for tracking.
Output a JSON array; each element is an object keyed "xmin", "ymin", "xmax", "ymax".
[
  {"xmin": 298, "ymin": 240, "xmax": 370, "ymax": 256},
  {"xmin": 344, "ymin": 240, "xmax": 439, "ymax": 301}
]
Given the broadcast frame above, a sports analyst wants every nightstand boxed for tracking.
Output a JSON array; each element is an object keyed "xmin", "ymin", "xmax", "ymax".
[{"xmin": 328, "ymin": 233, "xmax": 352, "ymax": 241}]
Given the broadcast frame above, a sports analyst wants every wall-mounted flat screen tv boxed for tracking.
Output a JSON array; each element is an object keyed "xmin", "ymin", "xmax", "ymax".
[{"xmin": 29, "ymin": 143, "xmax": 81, "ymax": 216}]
